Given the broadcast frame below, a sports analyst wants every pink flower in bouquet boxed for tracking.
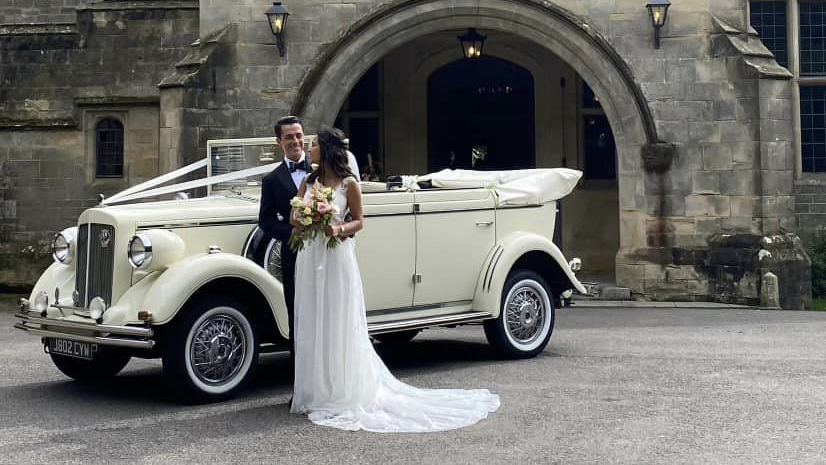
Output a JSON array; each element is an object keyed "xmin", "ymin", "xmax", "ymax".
[{"xmin": 317, "ymin": 202, "xmax": 332, "ymax": 215}]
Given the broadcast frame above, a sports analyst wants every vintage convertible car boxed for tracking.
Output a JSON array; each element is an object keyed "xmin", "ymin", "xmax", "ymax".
[{"xmin": 14, "ymin": 137, "xmax": 586, "ymax": 401}]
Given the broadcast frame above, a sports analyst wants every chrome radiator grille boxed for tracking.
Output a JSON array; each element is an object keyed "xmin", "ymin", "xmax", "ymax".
[{"xmin": 74, "ymin": 223, "xmax": 115, "ymax": 307}]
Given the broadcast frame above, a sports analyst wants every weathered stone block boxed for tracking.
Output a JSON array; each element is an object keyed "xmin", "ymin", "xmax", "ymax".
[
  {"xmin": 616, "ymin": 263, "xmax": 645, "ymax": 292},
  {"xmin": 665, "ymin": 58, "xmax": 697, "ymax": 83},
  {"xmin": 761, "ymin": 170, "xmax": 795, "ymax": 196},
  {"xmin": 641, "ymin": 80, "xmax": 686, "ymax": 101},
  {"xmin": 695, "ymin": 217, "xmax": 722, "ymax": 235},
  {"xmin": 702, "ymin": 143, "xmax": 733, "ymax": 169},
  {"xmin": 719, "ymin": 170, "xmax": 757, "ymax": 196},
  {"xmin": 714, "ymin": 100, "xmax": 737, "ymax": 120},
  {"xmin": 757, "ymin": 79, "xmax": 792, "ymax": 99},
  {"xmin": 693, "ymin": 170, "xmax": 720, "ymax": 194},
  {"xmin": 721, "ymin": 217, "xmax": 761, "ymax": 233},
  {"xmin": 759, "ymin": 97, "xmax": 792, "ymax": 121},
  {"xmin": 720, "ymin": 120, "xmax": 758, "ymax": 142},
  {"xmin": 760, "ymin": 141, "xmax": 790, "ymax": 170},
  {"xmin": 687, "ymin": 122, "xmax": 721, "ymax": 144},
  {"xmin": 686, "ymin": 194, "xmax": 731, "ymax": 217},
  {"xmin": 759, "ymin": 119, "xmax": 793, "ymax": 143},
  {"xmin": 731, "ymin": 195, "xmax": 761, "ymax": 217}
]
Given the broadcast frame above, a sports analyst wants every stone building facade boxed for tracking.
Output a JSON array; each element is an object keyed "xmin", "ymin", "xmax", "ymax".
[{"xmin": 0, "ymin": 0, "xmax": 818, "ymax": 308}]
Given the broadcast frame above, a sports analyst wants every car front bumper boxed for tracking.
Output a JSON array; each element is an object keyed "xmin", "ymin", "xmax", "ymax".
[{"xmin": 14, "ymin": 309, "xmax": 155, "ymax": 350}]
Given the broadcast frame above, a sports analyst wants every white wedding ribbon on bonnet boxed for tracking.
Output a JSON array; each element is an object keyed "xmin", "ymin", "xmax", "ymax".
[{"xmin": 101, "ymin": 158, "xmax": 281, "ymax": 205}]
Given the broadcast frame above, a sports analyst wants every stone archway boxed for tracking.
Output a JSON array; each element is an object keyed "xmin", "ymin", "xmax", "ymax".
[{"xmin": 292, "ymin": 0, "xmax": 662, "ymax": 284}]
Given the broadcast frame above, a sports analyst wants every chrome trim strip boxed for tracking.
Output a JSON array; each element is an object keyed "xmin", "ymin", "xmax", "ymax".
[
  {"xmin": 137, "ymin": 219, "xmax": 258, "ymax": 230},
  {"xmin": 15, "ymin": 313, "xmax": 153, "ymax": 337},
  {"xmin": 482, "ymin": 246, "xmax": 503, "ymax": 292},
  {"xmin": 14, "ymin": 324, "xmax": 155, "ymax": 349},
  {"xmin": 368, "ymin": 311, "xmax": 493, "ymax": 334},
  {"xmin": 364, "ymin": 212, "xmax": 415, "ymax": 218},
  {"xmin": 367, "ymin": 300, "xmax": 473, "ymax": 316},
  {"xmin": 83, "ymin": 222, "xmax": 90, "ymax": 307},
  {"xmin": 414, "ymin": 207, "xmax": 497, "ymax": 215},
  {"xmin": 496, "ymin": 204, "xmax": 544, "ymax": 209},
  {"xmin": 485, "ymin": 247, "xmax": 505, "ymax": 292}
]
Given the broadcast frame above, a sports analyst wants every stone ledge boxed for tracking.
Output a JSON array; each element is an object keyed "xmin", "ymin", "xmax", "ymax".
[
  {"xmin": 75, "ymin": 96, "xmax": 160, "ymax": 106},
  {"xmin": 0, "ymin": 117, "xmax": 78, "ymax": 129},
  {"xmin": 0, "ymin": 23, "xmax": 77, "ymax": 35},
  {"xmin": 76, "ymin": 1, "xmax": 198, "ymax": 12}
]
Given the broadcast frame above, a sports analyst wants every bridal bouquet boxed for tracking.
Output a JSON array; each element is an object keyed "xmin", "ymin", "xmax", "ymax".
[{"xmin": 287, "ymin": 184, "xmax": 342, "ymax": 252}]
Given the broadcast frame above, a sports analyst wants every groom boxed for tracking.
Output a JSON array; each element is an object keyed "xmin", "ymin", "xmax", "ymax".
[{"xmin": 258, "ymin": 115, "xmax": 309, "ymax": 374}]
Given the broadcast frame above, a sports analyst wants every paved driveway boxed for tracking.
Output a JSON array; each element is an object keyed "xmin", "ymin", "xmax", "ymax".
[{"xmin": 1, "ymin": 295, "xmax": 825, "ymax": 464}]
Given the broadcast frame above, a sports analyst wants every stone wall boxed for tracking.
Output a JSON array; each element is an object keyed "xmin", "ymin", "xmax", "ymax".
[{"xmin": 0, "ymin": 2, "xmax": 198, "ymax": 290}]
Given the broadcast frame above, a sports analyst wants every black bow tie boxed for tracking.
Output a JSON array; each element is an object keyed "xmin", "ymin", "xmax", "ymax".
[{"xmin": 288, "ymin": 159, "xmax": 309, "ymax": 173}]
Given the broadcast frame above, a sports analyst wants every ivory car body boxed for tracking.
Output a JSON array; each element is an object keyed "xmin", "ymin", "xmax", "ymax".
[{"xmin": 14, "ymin": 137, "xmax": 586, "ymax": 401}]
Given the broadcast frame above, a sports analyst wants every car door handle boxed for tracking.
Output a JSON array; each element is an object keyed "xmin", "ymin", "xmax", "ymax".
[{"xmin": 475, "ymin": 221, "xmax": 493, "ymax": 227}]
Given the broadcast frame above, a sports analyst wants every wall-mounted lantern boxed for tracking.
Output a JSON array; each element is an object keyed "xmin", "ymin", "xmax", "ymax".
[
  {"xmin": 458, "ymin": 28, "xmax": 486, "ymax": 59},
  {"xmin": 265, "ymin": 2, "xmax": 290, "ymax": 57},
  {"xmin": 646, "ymin": 0, "xmax": 671, "ymax": 49}
]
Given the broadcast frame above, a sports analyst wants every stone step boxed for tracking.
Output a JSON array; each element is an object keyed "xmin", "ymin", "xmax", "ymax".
[{"xmin": 575, "ymin": 282, "xmax": 631, "ymax": 301}]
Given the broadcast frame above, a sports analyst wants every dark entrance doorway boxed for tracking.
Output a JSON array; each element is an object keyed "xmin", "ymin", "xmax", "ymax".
[{"xmin": 427, "ymin": 56, "xmax": 535, "ymax": 172}]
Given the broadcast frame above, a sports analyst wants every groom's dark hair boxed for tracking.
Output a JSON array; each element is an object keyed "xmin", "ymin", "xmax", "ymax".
[{"xmin": 274, "ymin": 115, "xmax": 303, "ymax": 138}]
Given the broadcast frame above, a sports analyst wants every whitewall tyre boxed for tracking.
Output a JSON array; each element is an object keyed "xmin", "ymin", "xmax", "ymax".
[
  {"xmin": 163, "ymin": 296, "xmax": 259, "ymax": 402},
  {"xmin": 484, "ymin": 270, "xmax": 555, "ymax": 359}
]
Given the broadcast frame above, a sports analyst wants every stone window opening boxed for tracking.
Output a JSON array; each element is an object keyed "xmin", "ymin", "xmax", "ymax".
[
  {"xmin": 95, "ymin": 117, "xmax": 124, "ymax": 178},
  {"xmin": 750, "ymin": 0, "xmax": 826, "ymax": 173}
]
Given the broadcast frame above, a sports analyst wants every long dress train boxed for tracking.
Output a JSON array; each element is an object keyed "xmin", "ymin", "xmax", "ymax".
[{"xmin": 290, "ymin": 181, "xmax": 500, "ymax": 432}]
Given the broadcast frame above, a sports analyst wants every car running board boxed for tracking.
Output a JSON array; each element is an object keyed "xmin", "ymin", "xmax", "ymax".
[{"xmin": 367, "ymin": 311, "xmax": 493, "ymax": 335}]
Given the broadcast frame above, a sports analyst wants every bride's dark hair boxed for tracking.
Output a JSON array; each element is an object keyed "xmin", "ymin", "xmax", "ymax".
[{"xmin": 306, "ymin": 126, "xmax": 355, "ymax": 185}]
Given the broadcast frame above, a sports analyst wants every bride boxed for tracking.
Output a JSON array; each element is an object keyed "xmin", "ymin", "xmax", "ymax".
[{"xmin": 288, "ymin": 127, "xmax": 500, "ymax": 432}]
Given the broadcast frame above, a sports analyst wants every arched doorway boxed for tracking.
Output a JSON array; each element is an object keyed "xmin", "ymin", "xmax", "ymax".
[
  {"xmin": 293, "ymin": 0, "xmax": 661, "ymax": 292},
  {"xmin": 427, "ymin": 57, "xmax": 535, "ymax": 172}
]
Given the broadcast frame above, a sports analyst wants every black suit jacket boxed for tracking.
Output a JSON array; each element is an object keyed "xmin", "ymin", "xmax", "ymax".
[{"xmin": 259, "ymin": 161, "xmax": 299, "ymax": 246}]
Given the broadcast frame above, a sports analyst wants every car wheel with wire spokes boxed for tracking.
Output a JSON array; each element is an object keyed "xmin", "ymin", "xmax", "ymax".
[
  {"xmin": 162, "ymin": 295, "xmax": 259, "ymax": 402},
  {"xmin": 484, "ymin": 269, "xmax": 555, "ymax": 359}
]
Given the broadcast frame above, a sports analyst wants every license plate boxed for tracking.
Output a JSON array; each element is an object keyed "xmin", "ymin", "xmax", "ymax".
[{"xmin": 48, "ymin": 338, "xmax": 98, "ymax": 360}]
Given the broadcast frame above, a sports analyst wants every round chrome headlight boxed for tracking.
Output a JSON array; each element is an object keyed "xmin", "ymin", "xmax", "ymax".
[
  {"xmin": 52, "ymin": 227, "xmax": 77, "ymax": 264},
  {"xmin": 89, "ymin": 296, "xmax": 106, "ymax": 320},
  {"xmin": 568, "ymin": 257, "xmax": 582, "ymax": 272},
  {"xmin": 128, "ymin": 233, "xmax": 153, "ymax": 269},
  {"xmin": 127, "ymin": 229, "xmax": 185, "ymax": 272}
]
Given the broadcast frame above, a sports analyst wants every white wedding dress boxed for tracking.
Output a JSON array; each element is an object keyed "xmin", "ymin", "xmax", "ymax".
[{"xmin": 290, "ymin": 180, "xmax": 500, "ymax": 432}]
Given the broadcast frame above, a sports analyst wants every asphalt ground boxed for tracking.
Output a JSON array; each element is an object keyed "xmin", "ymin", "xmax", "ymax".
[{"xmin": 1, "ymin": 295, "xmax": 825, "ymax": 464}]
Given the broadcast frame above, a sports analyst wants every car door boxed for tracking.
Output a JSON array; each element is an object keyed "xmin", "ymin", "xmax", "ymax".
[
  {"xmin": 355, "ymin": 190, "xmax": 416, "ymax": 314},
  {"xmin": 412, "ymin": 188, "xmax": 496, "ymax": 308}
]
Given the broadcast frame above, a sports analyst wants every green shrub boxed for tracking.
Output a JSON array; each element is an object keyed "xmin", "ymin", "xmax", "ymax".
[{"xmin": 808, "ymin": 236, "xmax": 826, "ymax": 299}]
